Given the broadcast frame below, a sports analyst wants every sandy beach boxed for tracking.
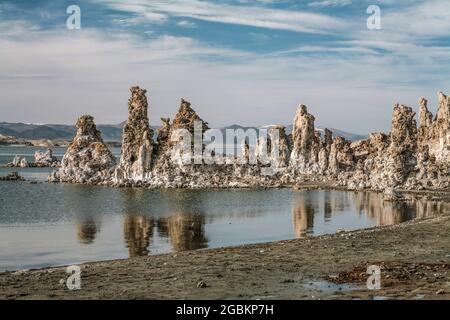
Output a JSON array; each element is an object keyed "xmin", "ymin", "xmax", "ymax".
[{"xmin": 1, "ymin": 213, "xmax": 449, "ymax": 300}]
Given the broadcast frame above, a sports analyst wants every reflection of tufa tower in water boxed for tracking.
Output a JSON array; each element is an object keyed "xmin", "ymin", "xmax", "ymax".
[
  {"xmin": 157, "ymin": 213, "xmax": 208, "ymax": 252},
  {"xmin": 77, "ymin": 219, "xmax": 100, "ymax": 244},
  {"xmin": 292, "ymin": 197, "xmax": 315, "ymax": 239},
  {"xmin": 123, "ymin": 215, "xmax": 154, "ymax": 257},
  {"xmin": 352, "ymin": 192, "xmax": 411, "ymax": 226}
]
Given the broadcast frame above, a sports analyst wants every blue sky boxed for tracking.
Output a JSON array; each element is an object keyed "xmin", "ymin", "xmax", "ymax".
[{"xmin": 0, "ymin": 0, "xmax": 449, "ymax": 133}]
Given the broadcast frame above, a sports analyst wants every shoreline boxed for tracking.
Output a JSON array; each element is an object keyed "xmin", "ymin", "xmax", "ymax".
[
  {"xmin": 3, "ymin": 173, "xmax": 450, "ymax": 201},
  {"xmin": 1, "ymin": 214, "xmax": 449, "ymax": 300}
]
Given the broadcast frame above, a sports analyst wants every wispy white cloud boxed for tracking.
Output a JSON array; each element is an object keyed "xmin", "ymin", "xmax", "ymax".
[
  {"xmin": 0, "ymin": 0, "xmax": 449, "ymax": 134},
  {"xmin": 1, "ymin": 19, "xmax": 448, "ymax": 133},
  {"xmin": 381, "ymin": 0, "xmax": 450, "ymax": 37},
  {"xmin": 100, "ymin": 0, "xmax": 351, "ymax": 34},
  {"xmin": 308, "ymin": 0, "xmax": 352, "ymax": 8},
  {"xmin": 112, "ymin": 11, "xmax": 168, "ymax": 26},
  {"xmin": 177, "ymin": 20, "xmax": 197, "ymax": 28}
]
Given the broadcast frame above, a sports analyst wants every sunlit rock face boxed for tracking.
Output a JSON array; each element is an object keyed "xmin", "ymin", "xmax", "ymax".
[
  {"xmin": 34, "ymin": 149, "xmax": 59, "ymax": 167},
  {"xmin": 387, "ymin": 104, "xmax": 418, "ymax": 187},
  {"xmin": 290, "ymin": 105, "xmax": 319, "ymax": 172},
  {"xmin": 153, "ymin": 98, "xmax": 209, "ymax": 172},
  {"xmin": 343, "ymin": 93, "xmax": 449, "ymax": 191},
  {"xmin": 416, "ymin": 92, "xmax": 450, "ymax": 189},
  {"xmin": 115, "ymin": 87, "xmax": 154, "ymax": 182},
  {"xmin": 147, "ymin": 98, "xmax": 221, "ymax": 188},
  {"xmin": 345, "ymin": 105, "xmax": 421, "ymax": 190},
  {"xmin": 329, "ymin": 136, "xmax": 355, "ymax": 174},
  {"xmin": 254, "ymin": 125, "xmax": 290, "ymax": 169},
  {"xmin": 8, "ymin": 155, "xmax": 29, "ymax": 168},
  {"xmin": 427, "ymin": 92, "xmax": 449, "ymax": 164},
  {"xmin": 49, "ymin": 115, "xmax": 116, "ymax": 184},
  {"xmin": 419, "ymin": 98, "xmax": 433, "ymax": 128},
  {"xmin": 269, "ymin": 125, "xmax": 291, "ymax": 169},
  {"xmin": 357, "ymin": 132, "xmax": 390, "ymax": 190},
  {"xmin": 318, "ymin": 128, "xmax": 332, "ymax": 173},
  {"xmin": 49, "ymin": 86, "xmax": 448, "ymax": 191}
]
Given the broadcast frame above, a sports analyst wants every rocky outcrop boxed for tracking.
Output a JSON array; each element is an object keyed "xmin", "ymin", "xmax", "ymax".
[
  {"xmin": 152, "ymin": 98, "xmax": 209, "ymax": 171},
  {"xmin": 318, "ymin": 128, "xmax": 332, "ymax": 172},
  {"xmin": 343, "ymin": 93, "xmax": 449, "ymax": 191},
  {"xmin": 387, "ymin": 104, "xmax": 418, "ymax": 187},
  {"xmin": 290, "ymin": 105, "xmax": 318, "ymax": 170},
  {"xmin": 328, "ymin": 136, "xmax": 355, "ymax": 176},
  {"xmin": 268, "ymin": 125, "xmax": 290, "ymax": 169},
  {"xmin": 242, "ymin": 140, "xmax": 250, "ymax": 164},
  {"xmin": 115, "ymin": 87, "xmax": 154, "ymax": 182},
  {"xmin": 419, "ymin": 98, "xmax": 433, "ymax": 127},
  {"xmin": 49, "ymin": 115, "xmax": 116, "ymax": 184},
  {"xmin": 49, "ymin": 86, "xmax": 449, "ymax": 191},
  {"xmin": 254, "ymin": 125, "xmax": 290, "ymax": 169},
  {"xmin": 415, "ymin": 93, "xmax": 450, "ymax": 189},
  {"xmin": 7, "ymin": 155, "xmax": 29, "ymax": 168},
  {"xmin": 7, "ymin": 149, "xmax": 59, "ymax": 168},
  {"xmin": 34, "ymin": 149, "xmax": 59, "ymax": 167},
  {"xmin": 0, "ymin": 171, "xmax": 25, "ymax": 181}
]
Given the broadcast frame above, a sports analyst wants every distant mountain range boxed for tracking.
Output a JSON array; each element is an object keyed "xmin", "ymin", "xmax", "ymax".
[
  {"xmin": 0, "ymin": 122, "xmax": 367, "ymax": 142},
  {"xmin": 219, "ymin": 124, "xmax": 367, "ymax": 141},
  {"xmin": 0, "ymin": 122, "xmax": 125, "ymax": 142}
]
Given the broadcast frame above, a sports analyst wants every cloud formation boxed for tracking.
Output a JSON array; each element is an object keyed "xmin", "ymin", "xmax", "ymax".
[
  {"xmin": 0, "ymin": 0, "xmax": 448, "ymax": 134},
  {"xmin": 101, "ymin": 0, "xmax": 351, "ymax": 34},
  {"xmin": 308, "ymin": 0, "xmax": 352, "ymax": 8}
]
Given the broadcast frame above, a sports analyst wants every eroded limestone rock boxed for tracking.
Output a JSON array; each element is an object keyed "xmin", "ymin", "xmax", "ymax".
[
  {"xmin": 7, "ymin": 155, "xmax": 29, "ymax": 168},
  {"xmin": 48, "ymin": 86, "xmax": 449, "ymax": 191},
  {"xmin": 415, "ymin": 92, "xmax": 450, "ymax": 189},
  {"xmin": 49, "ymin": 115, "xmax": 116, "ymax": 184},
  {"xmin": 269, "ymin": 125, "xmax": 291, "ymax": 169},
  {"xmin": 318, "ymin": 128, "xmax": 333, "ymax": 172},
  {"xmin": 153, "ymin": 98, "xmax": 209, "ymax": 170},
  {"xmin": 344, "ymin": 94, "xmax": 449, "ymax": 191},
  {"xmin": 290, "ymin": 105, "xmax": 318, "ymax": 170},
  {"xmin": 387, "ymin": 104, "xmax": 418, "ymax": 187},
  {"xmin": 34, "ymin": 149, "xmax": 59, "ymax": 167},
  {"xmin": 115, "ymin": 86, "xmax": 154, "ymax": 181}
]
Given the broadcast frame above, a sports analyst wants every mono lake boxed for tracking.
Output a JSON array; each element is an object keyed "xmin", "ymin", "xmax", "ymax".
[{"xmin": 0, "ymin": 147, "xmax": 448, "ymax": 272}]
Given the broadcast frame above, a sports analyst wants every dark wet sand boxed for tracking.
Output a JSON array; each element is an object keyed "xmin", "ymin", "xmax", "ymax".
[{"xmin": 1, "ymin": 212, "xmax": 449, "ymax": 300}]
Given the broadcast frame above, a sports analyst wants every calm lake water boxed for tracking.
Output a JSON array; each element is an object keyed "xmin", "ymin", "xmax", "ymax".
[{"xmin": 0, "ymin": 146, "xmax": 448, "ymax": 272}]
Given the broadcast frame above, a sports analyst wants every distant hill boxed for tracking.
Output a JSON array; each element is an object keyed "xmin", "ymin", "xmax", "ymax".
[
  {"xmin": 284, "ymin": 125, "xmax": 367, "ymax": 141},
  {"xmin": 0, "ymin": 122, "xmax": 124, "ymax": 142},
  {"xmin": 19, "ymin": 125, "xmax": 75, "ymax": 140},
  {"xmin": 221, "ymin": 124, "xmax": 367, "ymax": 141},
  {"xmin": 0, "ymin": 126, "xmax": 18, "ymax": 136},
  {"xmin": 0, "ymin": 122, "xmax": 367, "ymax": 142}
]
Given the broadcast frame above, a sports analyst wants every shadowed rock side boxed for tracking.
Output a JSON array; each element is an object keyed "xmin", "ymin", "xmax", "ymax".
[
  {"xmin": 51, "ymin": 87, "xmax": 449, "ymax": 191},
  {"xmin": 48, "ymin": 115, "xmax": 116, "ymax": 184}
]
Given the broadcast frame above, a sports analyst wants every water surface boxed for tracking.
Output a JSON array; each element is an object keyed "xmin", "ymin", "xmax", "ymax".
[{"xmin": 0, "ymin": 146, "xmax": 447, "ymax": 272}]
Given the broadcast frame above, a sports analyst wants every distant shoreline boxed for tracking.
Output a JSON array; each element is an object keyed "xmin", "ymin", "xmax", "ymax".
[{"xmin": 0, "ymin": 138, "xmax": 121, "ymax": 148}]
